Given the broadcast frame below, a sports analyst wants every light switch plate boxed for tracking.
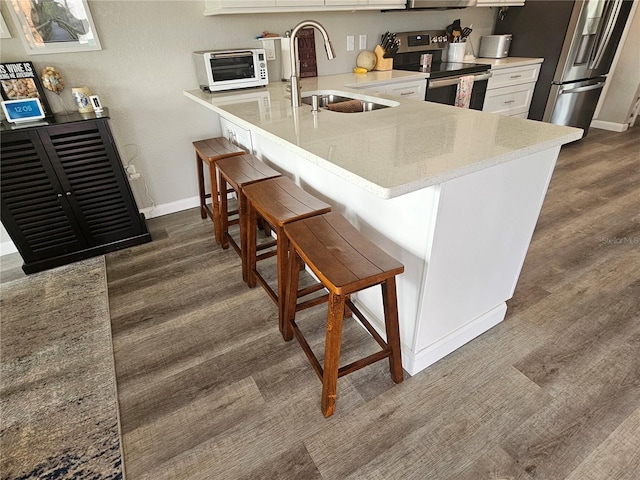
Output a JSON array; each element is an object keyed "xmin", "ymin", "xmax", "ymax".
[
  {"xmin": 347, "ymin": 35, "xmax": 355, "ymax": 51},
  {"xmin": 359, "ymin": 34, "xmax": 367, "ymax": 50}
]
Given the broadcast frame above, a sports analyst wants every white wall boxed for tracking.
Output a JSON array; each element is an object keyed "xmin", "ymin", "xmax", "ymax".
[{"xmin": 0, "ymin": 0, "xmax": 497, "ymax": 252}]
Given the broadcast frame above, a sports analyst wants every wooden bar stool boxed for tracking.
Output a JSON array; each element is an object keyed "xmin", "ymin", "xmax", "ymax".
[
  {"xmin": 216, "ymin": 154, "xmax": 281, "ymax": 281},
  {"xmin": 193, "ymin": 137, "xmax": 245, "ymax": 244},
  {"xmin": 243, "ymin": 176, "xmax": 331, "ymax": 336},
  {"xmin": 283, "ymin": 212, "xmax": 404, "ymax": 417}
]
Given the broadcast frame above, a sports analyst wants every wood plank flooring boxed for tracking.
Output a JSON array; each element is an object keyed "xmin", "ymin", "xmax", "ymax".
[{"xmin": 4, "ymin": 125, "xmax": 637, "ymax": 478}]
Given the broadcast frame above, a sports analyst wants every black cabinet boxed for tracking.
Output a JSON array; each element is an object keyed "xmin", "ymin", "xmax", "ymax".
[{"xmin": 1, "ymin": 115, "xmax": 151, "ymax": 273}]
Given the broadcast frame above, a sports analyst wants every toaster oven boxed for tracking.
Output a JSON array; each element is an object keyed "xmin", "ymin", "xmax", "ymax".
[{"xmin": 193, "ymin": 49, "xmax": 268, "ymax": 92}]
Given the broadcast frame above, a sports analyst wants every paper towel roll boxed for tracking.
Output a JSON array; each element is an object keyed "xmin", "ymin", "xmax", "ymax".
[{"xmin": 281, "ymin": 38, "xmax": 291, "ymax": 80}]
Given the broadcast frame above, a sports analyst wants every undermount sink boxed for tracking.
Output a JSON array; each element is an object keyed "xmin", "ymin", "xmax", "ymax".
[{"xmin": 301, "ymin": 90, "xmax": 398, "ymax": 113}]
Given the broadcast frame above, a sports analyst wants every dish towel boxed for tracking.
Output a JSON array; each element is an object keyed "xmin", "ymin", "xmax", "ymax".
[{"xmin": 455, "ymin": 75, "xmax": 475, "ymax": 108}]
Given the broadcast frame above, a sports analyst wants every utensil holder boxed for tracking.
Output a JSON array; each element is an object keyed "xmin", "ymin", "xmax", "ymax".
[
  {"xmin": 374, "ymin": 45, "xmax": 393, "ymax": 71},
  {"xmin": 447, "ymin": 43, "xmax": 467, "ymax": 62}
]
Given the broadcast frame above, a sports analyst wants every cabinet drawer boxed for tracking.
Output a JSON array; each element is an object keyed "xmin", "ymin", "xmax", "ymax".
[
  {"xmin": 385, "ymin": 80, "xmax": 426, "ymax": 100},
  {"xmin": 487, "ymin": 63, "xmax": 541, "ymax": 89},
  {"xmin": 483, "ymin": 83, "xmax": 534, "ymax": 116}
]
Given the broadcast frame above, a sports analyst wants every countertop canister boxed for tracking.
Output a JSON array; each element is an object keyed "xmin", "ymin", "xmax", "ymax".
[{"xmin": 71, "ymin": 86, "xmax": 93, "ymax": 113}]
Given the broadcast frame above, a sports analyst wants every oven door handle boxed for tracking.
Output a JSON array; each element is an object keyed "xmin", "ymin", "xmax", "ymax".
[
  {"xmin": 210, "ymin": 51, "xmax": 254, "ymax": 59},
  {"xmin": 428, "ymin": 71, "xmax": 492, "ymax": 89}
]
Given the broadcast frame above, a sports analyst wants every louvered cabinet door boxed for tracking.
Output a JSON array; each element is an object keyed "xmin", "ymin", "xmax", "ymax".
[
  {"xmin": 1, "ymin": 129, "xmax": 89, "ymax": 263},
  {"xmin": 38, "ymin": 120, "xmax": 147, "ymax": 246}
]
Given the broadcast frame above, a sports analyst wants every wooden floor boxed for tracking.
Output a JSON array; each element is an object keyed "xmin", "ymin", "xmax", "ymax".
[{"xmin": 3, "ymin": 125, "xmax": 639, "ymax": 479}]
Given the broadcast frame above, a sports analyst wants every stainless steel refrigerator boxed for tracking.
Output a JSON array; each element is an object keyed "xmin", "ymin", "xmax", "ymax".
[{"xmin": 494, "ymin": 0, "xmax": 633, "ymax": 136}]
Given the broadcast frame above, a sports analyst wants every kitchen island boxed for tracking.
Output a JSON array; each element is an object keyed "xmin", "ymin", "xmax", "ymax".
[{"xmin": 184, "ymin": 72, "xmax": 582, "ymax": 375}]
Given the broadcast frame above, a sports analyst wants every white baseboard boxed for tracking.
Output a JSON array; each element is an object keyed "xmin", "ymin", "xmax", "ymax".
[
  {"xmin": 402, "ymin": 303, "xmax": 507, "ymax": 376},
  {"xmin": 0, "ymin": 241, "xmax": 19, "ymax": 257},
  {"xmin": 351, "ymin": 296, "xmax": 507, "ymax": 377},
  {"xmin": 142, "ymin": 195, "xmax": 201, "ymax": 219},
  {"xmin": 590, "ymin": 119, "xmax": 629, "ymax": 132}
]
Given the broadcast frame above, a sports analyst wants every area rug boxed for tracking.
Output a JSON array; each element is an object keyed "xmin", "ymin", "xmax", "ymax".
[{"xmin": 0, "ymin": 257, "xmax": 123, "ymax": 480}]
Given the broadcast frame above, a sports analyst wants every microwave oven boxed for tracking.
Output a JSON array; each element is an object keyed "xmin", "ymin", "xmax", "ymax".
[{"xmin": 193, "ymin": 49, "xmax": 268, "ymax": 92}]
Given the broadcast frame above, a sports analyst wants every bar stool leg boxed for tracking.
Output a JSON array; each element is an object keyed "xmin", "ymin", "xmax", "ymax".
[
  {"xmin": 276, "ymin": 230, "xmax": 290, "ymax": 336},
  {"xmin": 246, "ymin": 202, "xmax": 258, "ymax": 288},
  {"xmin": 283, "ymin": 241, "xmax": 302, "ymax": 342},
  {"xmin": 209, "ymin": 159, "xmax": 222, "ymax": 244},
  {"xmin": 321, "ymin": 292, "xmax": 346, "ymax": 418},
  {"xmin": 219, "ymin": 170, "xmax": 230, "ymax": 251},
  {"xmin": 382, "ymin": 277, "xmax": 404, "ymax": 384},
  {"xmin": 238, "ymin": 191, "xmax": 250, "ymax": 283},
  {"xmin": 196, "ymin": 154, "xmax": 207, "ymax": 220}
]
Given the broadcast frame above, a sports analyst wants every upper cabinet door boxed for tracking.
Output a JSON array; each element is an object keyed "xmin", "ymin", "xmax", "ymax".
[
  {"xmin": 477, "ymin": 0, "xmax": 525, "ymax": 6},
  {"xmin": 220, "ymin": 0, "xmax": 275, "ymax": 6},
  {"xmin": 276, "ymin": 0, "xmax": 324, "ymax": 5},
  {"xmin": 204, "ymin": 0, "xmax": 406, "ymax": 14},
  {"xmin": 325, "ymin": 0, "xmax": 368, "ymax": 4}
]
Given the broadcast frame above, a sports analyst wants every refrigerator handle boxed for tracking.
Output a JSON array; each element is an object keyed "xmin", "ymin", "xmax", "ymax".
[
  {"xmin": 590, "ymin": 0, "xmax": 624, "ymax": 69},
  {"xmin": 559, "ymin": 81, "xmax": 606, "ymax": 95}
]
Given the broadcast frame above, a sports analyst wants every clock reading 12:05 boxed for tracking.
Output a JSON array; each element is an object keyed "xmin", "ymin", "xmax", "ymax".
[
  {"xmin": 12, "ymin": 104, "xmax": 34, "ymax": 113},
  {"xmin": 2, "ymin": 98, "xmax": 46, "ymax": 123}
]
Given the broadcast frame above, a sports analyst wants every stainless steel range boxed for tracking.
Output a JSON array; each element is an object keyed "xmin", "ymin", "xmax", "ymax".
[{"xmin": 393, "ymin": 30, "xmax": 492, "ymax": 110}]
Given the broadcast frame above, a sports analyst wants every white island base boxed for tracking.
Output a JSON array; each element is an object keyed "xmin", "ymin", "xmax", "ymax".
[
  {"xmin": 184, "ymin": 77, "xmax": 580, "ymax": 377},
  {"xmin": 251, "ymin": 133, "xmax": 559, "ymax": 376}
]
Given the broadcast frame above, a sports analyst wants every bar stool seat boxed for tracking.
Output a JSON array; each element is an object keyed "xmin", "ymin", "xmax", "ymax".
[
  {"xmin": 193, "ymin": 137, "xmax": 245, "ymax": 244},
  {"xmin": 243, "ymin": 176, "xmax": 331, "ymax": 336},
  {"xmin": 283, "ymin": 212, "xmax": 404, "ymax": 417},
  {"xmin": 216, "ymin": 154, "xmax": 281, "ymax": 281}
]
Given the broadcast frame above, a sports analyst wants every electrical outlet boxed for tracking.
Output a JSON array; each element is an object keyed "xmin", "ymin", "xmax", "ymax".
[
  {"xmin": 262, "ymin": 39, "xmax": 276, "ymax": 61},
  {"xmin": 126, "ymin": 164, "xmax": 140, "ymax": 180},
  {"xmin": 359, "ymin": 34, "xmax": 367, "ymax": 50},
  {"xmin": 347, "ymin": 35, "xmax": 355, "ymax": 51}
]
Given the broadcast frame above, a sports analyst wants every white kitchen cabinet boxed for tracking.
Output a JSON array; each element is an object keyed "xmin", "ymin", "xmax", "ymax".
[
  {"xmin": 277, "ymin": 0, "xmax": 324, "ymax": 5},
  {"xmin": 476, "ymin": 0, "xmax": 525, "ymax": 6},
  {"xmin": 204, "ymin": 0, "xmax": 405, "ymax": 14},
  {"xmin": 359, "ymin": 79, "xmax": 427, "ymax": 100},
  {"xmin": 483, "ymin": 62, "xmax": 540, "ymax": 117},
  {"xmin": 327, "ymin": 0, "xmax": 402, "ymax": 5},
  {"xmin": 384, "ymin": 80, "xmax": 426, "ymax": 100},
  {"xmin": 219, "ymin": 0, "xmax": 274, "ymax": 8},
  {"xmin": 325, "ymin": 0, "xmax": 368, "ymax": 4}
]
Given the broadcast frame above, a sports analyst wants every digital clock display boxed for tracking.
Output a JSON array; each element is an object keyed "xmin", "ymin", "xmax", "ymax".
[{"xmin": 2, "ymin": 98, "xmax": 46, "ymax": 123}]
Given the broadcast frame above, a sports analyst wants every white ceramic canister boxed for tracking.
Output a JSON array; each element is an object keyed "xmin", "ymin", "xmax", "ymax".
[
  {"xmin": 71, "ymin": 86, "xmax": 93, "ymax": 113},
  {"xmin": 447, "ymin": 43, "xmax": 467, "ymax": 62}
]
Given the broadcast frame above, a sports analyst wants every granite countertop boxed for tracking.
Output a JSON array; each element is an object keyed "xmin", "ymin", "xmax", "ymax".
[{"xmin": 184, "ymin": 71, "xmax": 580, "ymax": 199}]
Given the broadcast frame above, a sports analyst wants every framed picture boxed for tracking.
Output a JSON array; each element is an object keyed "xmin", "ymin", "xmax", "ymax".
[
  {"xmin": 1, "ymin": 61, "xmax": 54, "ymax": 116},
  {"xmin": 7, "ymin": 0, "xmax": 101, "ymax": 55}
]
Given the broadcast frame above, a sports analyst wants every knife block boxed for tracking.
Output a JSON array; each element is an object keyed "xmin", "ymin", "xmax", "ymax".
[{"xmin": 374, "ymin": 45, "xmax": 393, "ymax": 71}]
